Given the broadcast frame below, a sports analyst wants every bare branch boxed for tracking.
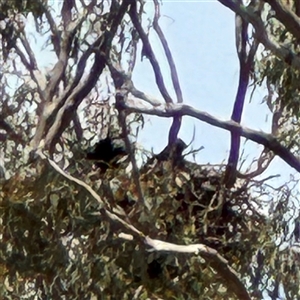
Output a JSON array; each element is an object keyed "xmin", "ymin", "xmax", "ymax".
[
  {"xmin": 19, "ymin": 32, "xmax": 38, "ymax": 70},
  {"xmin": 44, "ymin": 6, "xmax": 61, "ymax": 56},
  {"xmin": 152, "ymin": 0, "xmax": 183, "ymax": 145},
  {"xmin": 100, "ymin": 64, "xmax": 162, "ymax": 106},
  {"xmin": 44, "ymin": 17, "xmax": 85, "ymax": 102},
  {"xmin": 237, "ymin": 149, "xmax": 275, "ymax": 179},
  {"xmin": 153, "ymin": 0, "xmax": 183, "ymax": 104},
  {"xmin": 224, "ymin": 9, "xmax": 259, "ymax": 187},
  {"xmin": 122, "ymin": 101, "xmax": 300, "ymax": 173},
  {"xmin": 30, "ymin": 17, "xmax": 85, "ymax": 151},
  {"xmin": 41, "ymin": 1, "xmax": 131, "ymax": 151}
]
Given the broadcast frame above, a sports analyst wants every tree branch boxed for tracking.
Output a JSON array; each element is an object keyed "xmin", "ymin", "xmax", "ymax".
[
  {"xmin": 153, "ymin": 0, "xmax": 183, "ymax": 146},
  {"xmin": 122, "ymin": 101, "xmax": 300, "ymax": 173},
  {"xmin": 217, "ymin": 0, "xmax": 300, "ymax": 69},
  {"xmin": 33, "ymin": 1, "xmax": 131, "ymax": 152},
  {"xmin": 30, "ymin": 16, "xmax": 85, "ymax": 152},
  {"xmin": 153, "ymin": 0, "xmax": 183, "ymax": 104},
  {"xmin": 264, "ymin": 0, "xmax": 300, "ymax": 41},
  {"xmin": 225, "ymin": 9, "xmax": 259, "ymax": 187},
  {"xmin": 145, "ymin": 236, "xmax": 250, "ymax": 300}
]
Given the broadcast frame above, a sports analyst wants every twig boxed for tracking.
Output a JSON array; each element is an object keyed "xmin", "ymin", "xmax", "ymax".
[{"xmin": 237, "ymin": 149, "xmax": 275, "ymax": 179}]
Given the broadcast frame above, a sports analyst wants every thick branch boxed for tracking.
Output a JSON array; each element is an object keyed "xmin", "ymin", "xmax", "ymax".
[
  {"xmin": 264, "ymin": 0, "xmax": 300, "ymax": 41},
  {"xmin": 225, "ymin": 12, "xmax": 258, "ymax": 187},
  {"xmin": 122, "ymin": 101, "xmax": 300, "ymax": 173},
  {"xmin": 44, "ymin": 52, "xmax": 106, "ymax": 150},
  {"xmin": 42, "ymin": 1, "xmax": 131, "ymax": 151},
  {"xmin": 30, "ymin": 17, "xmax": 85, "ymax": 151}
]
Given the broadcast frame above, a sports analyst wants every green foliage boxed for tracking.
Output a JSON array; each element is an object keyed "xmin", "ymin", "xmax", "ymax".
[
  {"xmin": 255, "ymin": 4, "xmax": 300, "ymax": 117},
  {"xmin": 0, "ymin": 0, "xmax": 300, "ymax": 299},
  {"xmin": 0, "ymin": 0, "xmax": 46, "ymax": 19},
  {"xmin": 1, "ymin": 147, "xmax": 298, "ymax": 299}
]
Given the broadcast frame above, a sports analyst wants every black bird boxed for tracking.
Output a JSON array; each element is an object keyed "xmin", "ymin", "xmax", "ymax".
[
  {"xmin": 156, "ymin": 138, "xmax": 187, "ymax": 162},
  {"xmin": 86, "ymin": 137, "xmax": 127, "ymax": 173},
  {"xmin": 141, "ymin": 138, "xmax": 187, "ymax": 174}
]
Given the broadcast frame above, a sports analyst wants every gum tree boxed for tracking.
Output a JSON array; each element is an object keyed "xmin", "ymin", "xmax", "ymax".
[{"xmin": 1, "ymin": 0, "xmax": 300, "ymax": 299}]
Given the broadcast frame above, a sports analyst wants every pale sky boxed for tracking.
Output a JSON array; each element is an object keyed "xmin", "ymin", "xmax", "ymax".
[{"xmin": 132, "ymin": 1, "xmax": 299, "ymax": 192}]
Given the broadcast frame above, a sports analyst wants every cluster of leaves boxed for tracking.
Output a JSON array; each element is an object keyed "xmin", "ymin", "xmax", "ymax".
[
  {"xmin": 256, "ymin": 2, "xmax": 300, "ymax": 117},
  {"xmin": 0, "ymin": 0, "xmax": 46, "ymax": 20}
]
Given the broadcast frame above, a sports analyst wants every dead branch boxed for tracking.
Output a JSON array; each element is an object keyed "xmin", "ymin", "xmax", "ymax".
[{"xmin": 237, "ymin": 149, "xmax": 275, "ymax": 179}]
